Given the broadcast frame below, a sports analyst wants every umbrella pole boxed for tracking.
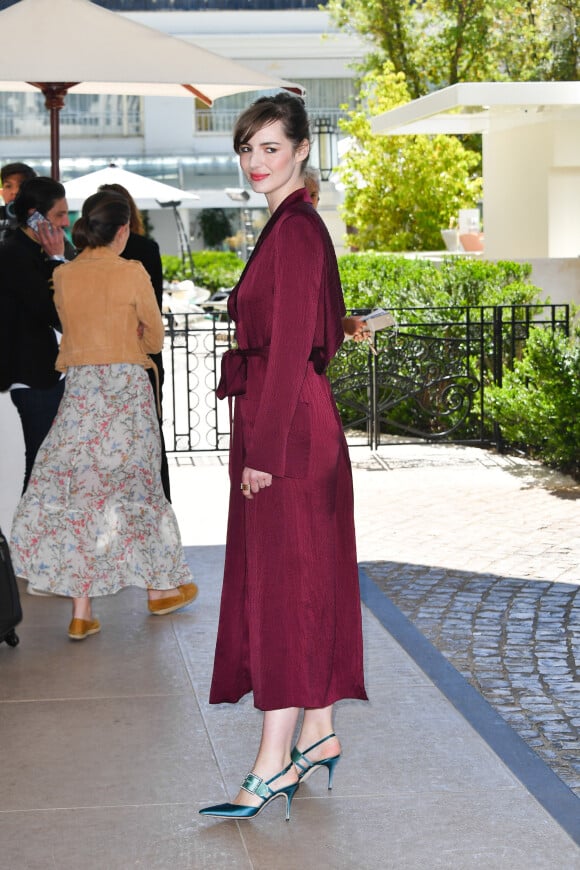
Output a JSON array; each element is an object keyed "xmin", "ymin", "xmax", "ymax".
[
  {"xmin": 28, "ymin": 82, "xmax": 79, "ymax": 180},
  {"xmin": 49, "ymin": 99, "xmax": 62, "ymax": 181}
]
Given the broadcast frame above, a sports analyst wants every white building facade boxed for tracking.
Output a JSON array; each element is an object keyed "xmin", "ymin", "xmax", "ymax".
[
  {"xmin": 0, "ymin": 0, "xmax": 366, "ymax": 253},
  {"xmin": 0, "ymin": 0, "xmax": 367, "ymax": 531}
]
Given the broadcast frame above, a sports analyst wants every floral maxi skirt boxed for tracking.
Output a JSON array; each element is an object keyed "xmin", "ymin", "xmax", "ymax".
[{"xmin": 10, "ymin": 364, "xmax": 191, "ymax": 598}]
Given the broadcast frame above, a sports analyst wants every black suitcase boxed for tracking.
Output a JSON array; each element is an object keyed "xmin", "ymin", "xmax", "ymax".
[{"xmin": 0, "ymin": 526, "xmax": 22, "ymax": 648}]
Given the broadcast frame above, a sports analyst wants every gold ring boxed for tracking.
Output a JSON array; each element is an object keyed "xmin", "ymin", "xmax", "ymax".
[{"xmin": 241, "ymin": 483, "xmax": 250, "ymax": 492}]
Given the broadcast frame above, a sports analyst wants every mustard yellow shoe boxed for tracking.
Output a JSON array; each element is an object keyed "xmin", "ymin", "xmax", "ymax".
[
  {"xmin": 148, "ymin": 582, "xmax": 198, "ymax": 616},
  {"xmin": 68, "ymin": 617, "xmax": 101, "ymax": 641}
]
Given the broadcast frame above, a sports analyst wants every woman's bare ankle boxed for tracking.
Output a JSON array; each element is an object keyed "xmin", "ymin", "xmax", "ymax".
[
  {"xmin": 72, "ymin": 597, "xmax": 92, "ymax": 621},
  {"xmin": 296, "ymin": 732, "xmax": 341, "ymax": 762},
  {"xmin": 147, "ymin": 588, "xmax": 176, "ymax": 601}
]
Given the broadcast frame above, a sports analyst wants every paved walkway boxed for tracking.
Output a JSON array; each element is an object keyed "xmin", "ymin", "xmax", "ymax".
[
  {"xmin": 350, "ymin": 444, "xmax": 580, "ymax": 799},
  {"xmin": 2, "ymin": 442, "xmax": 580, "ymax": 868}
]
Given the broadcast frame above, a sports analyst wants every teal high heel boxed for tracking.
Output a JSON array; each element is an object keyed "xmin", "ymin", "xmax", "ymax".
[
  {"xmin": 199, "ymin": 762, "xmax": 299, "ymax": 821},
  {"xmin": 291, "ymin": 732, "xmax": 341, "ymax": 789}
]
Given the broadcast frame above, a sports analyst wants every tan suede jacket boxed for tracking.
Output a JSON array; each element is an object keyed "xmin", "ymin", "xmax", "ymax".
[{"xmin": 53, "ymin": 246, "xmax": 164, "ymax": 373}]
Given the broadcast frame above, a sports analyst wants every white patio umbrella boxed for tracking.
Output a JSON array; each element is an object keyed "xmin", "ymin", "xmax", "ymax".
[
  {"xmin": 0, "ymin": 0, "xmax": 304, "ymax": 178},
  {"xmin": 63, "ymin": 165, "xmax": 200, "ymax": 211}
]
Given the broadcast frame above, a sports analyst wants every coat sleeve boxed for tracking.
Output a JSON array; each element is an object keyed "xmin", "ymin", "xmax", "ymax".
[
  {"xmin": 244, "ymin": 212, "xmax": 323, "ymax": 477},
  {"xmin": 146, "ymin": 238, "xmax": 164, "ymax": 311},
  {"xmin": 133, "ymin": 263, "xmax": 165, "ymax": 354}
]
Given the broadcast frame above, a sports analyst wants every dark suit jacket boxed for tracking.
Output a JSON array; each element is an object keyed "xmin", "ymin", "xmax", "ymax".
[
  {"xmin": 0, "ymin": 228, "xmax": 67, "ymax": 392},
  {"xmin": 121, "ymin": 233, "xmax": 165, "ymax": 388},
  {"xmin": 122, "ymin": 233, "xmax": 163, "ymax": 307}
]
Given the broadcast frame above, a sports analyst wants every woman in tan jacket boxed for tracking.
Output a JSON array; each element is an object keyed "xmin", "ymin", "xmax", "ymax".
[{"xmin": 10, "ymin": 191, "xmax": 196, "ymax": 640}]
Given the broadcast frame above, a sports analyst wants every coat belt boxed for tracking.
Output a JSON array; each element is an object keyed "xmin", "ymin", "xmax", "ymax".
[{"xmin": 216, "ymin": 346, "xmax": 325, "ymax": 400}]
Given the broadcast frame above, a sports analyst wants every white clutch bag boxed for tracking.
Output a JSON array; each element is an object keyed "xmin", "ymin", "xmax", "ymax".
[{"xmin": 363, "ymin": 308, "xmax": 396, "ymax": 333}]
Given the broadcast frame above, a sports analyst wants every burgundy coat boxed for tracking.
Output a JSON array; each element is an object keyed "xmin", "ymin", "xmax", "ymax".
[{"xmin": 209, "ymin": 188, "xmax": 368, "ymax": 711}]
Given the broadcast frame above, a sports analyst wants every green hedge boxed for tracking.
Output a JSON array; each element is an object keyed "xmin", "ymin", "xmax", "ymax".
[
  {"xmin": 485, "ymin": 328, "xmax": 580, "ymax": 479},
  {"xmin": 337, "ymin": 253, "xmax": 540, "ymax": 310},
  {"xmin": 164, "ymin": 250, "xmax": 542, "ymax": 309},
  {"xmin": 162, "ymin": 252, "xmax": 244, "ymax": 294}
]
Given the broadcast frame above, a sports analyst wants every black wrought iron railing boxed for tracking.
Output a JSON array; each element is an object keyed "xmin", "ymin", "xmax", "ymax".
[
  {"xmin": 333, "ymin": 303, "xmax": 570, "ymax": 448},
  {"xmin": 160, "ymin": 303, "xmax": 570, "ymax": 453}
]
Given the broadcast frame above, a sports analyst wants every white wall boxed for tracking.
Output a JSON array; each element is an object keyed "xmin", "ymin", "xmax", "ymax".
[
  {"xmin": 525, "ymin": 258, "xmax": 580, "ymax": 308},
  {"xmin": 143, "ymin": 95, "xmax": 195, "ymax": 155},
  {"xmin": 126, "ymin": 10, "xmax": 366, "ymax": 79},
  {"xmin": 148, "ymin": 207, "xmax": 193, "ymax": 258},
  {"xmin": 548, "ymin": 168, "xmax": 580, "ymax": 259},
  {"xmin": 0, "ymin": 393, "xmax": 24, "ymax": 535},
  {"xmin": 484, "ymin": 117, "xmax": 580, "ymax": 261},
  {"xmin": 484, "ymin": 119, "xmax": 551, "ymax": 259},
  {"xmin": 318, "ymin": 180, "xmax": 347, "ymax": 255}
]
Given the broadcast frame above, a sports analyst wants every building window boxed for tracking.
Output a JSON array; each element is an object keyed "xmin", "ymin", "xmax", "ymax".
[
  {"xmin": 0, "ymin": 92, "xmax": 143, "ymax": 139},
  {"xmin": 195, "ymin": 79, "xmax": 355, "ymax": 134}
]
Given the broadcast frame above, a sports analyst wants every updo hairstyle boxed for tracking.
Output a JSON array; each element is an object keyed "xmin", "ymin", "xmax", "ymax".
[
  {"xmin": 98, "ymin": 182, "xmax": 144, "ymax": 235},
  {"xmin": 233, "ymin": 92, "xmax": 310, "ymax": 168},
  {"xmin": 72, "ymin": 191, "xmax": 130, "ymax": 250}
]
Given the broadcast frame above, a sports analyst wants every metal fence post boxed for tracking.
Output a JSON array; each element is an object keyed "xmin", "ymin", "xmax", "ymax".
[
  {"xmin": 372, "ymin": 333, "xmax": 380, "ymax": 450},
  {"xmin": 492, "ymin": 306, "xmax": 505, "ymax": 453}
]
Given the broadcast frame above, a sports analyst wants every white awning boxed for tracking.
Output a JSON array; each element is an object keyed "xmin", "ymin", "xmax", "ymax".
[{"xmin": 371, "ymin": 82, "xmax": 580, "ymax": 136}]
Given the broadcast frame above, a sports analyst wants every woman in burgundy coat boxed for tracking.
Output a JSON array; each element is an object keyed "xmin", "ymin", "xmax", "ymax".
[{"xmin": 200, "ymin": 94, "xmax": 367, "ymax": 822}]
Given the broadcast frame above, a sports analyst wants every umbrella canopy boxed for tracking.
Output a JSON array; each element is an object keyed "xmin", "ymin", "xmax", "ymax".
[
  {"xmin": 0, "ymin": 0, "xmax": 304, "ymax": 178},
  {"xmin": 63, "ymin": 165, "xmax": 200, "ymax": 211}
]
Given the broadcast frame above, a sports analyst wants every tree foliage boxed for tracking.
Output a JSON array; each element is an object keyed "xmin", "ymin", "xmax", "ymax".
[
  {"xmin": 199, "ymin": 208, "xmax": 232, "ymax": 249},
  {"xmin": 327, "ymin": 0, "xmax": 425, "ymax": 97},
  {"xmin": 338, "ymin": 64, "xmax": 482, "ymax": 251},
  {"xmin": 327, "ymin": 1, "xmax": 580, "ymax": 98}
]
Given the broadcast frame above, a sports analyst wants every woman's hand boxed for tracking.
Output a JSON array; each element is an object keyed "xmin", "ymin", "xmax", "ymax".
[
  {"xmin": 342, "ymin": 315, "xmax": 371, "ymax": 342},
  {"xmin": 241, "ymin": 466, "xmax": 272, "ymax": 499}
]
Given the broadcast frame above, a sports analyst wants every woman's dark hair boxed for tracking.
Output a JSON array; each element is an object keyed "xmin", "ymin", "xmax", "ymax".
[
  {"xmin": 72, "ymin": 191, "xmax": 130, "ymax": 250},
  {"xmin": 233, "ymin": 92, "xmax": 310, "ymax": 167},
  {"xmin": 98, "ymin": 182, "xmax": 144, "ymax": 235},
  {"xmin": 13, "ymin": 177, "xmax": 66, "ymax": 226}
]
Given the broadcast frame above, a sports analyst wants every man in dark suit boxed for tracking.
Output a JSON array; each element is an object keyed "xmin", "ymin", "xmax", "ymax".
[{"xmin": 0, "ymin": 177, "xmax": 72, "ymax": 493}]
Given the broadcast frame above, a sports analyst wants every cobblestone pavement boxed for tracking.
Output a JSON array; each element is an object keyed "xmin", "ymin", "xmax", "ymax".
[{"xmin": 363, "ymin": 563, "xmax": 580, "ymax": 796}]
